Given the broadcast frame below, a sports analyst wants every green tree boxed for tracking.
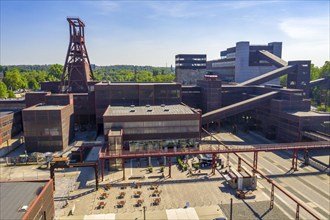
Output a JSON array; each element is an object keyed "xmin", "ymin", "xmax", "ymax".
[
  {"xmin": 2, "ymin": 69, "xmax": 27, "ymax": 90},
  {"xmin": 7, "ymin": 90, "xmax": 16, "ymax": 98},
  {"xmin": 27, "ymin": 78, "xmax": 39, "ymax": 90},
  {"xmin": 310, "ymin": 61, "xmax": 330, "ymax": 111},
  {"xmin": 310, "ymin": 64, "xmax": 320, "ymax": 81},
  {"xmin": 319, "ymin": 61, "xmax": 330, "ymax": 78},
  {"xmin": 48, "ymin": 64, "xmax": 63, "ymax": 80},
  {"xmin": 0, "ymin": 81, "xmax": 9, "ymax": 98},
  {"xmin": 280, "ymin": 75, "xmax": 287, "ymax": 87},
  {"xmin": 136, "ymin": 70, "xmax": 153, "ymax": 82}
]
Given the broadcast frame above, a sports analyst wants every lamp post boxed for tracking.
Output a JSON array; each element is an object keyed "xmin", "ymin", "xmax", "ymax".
[{"xmin": 143, "ymin": 206, "xmax": 146, "ymax": 220}]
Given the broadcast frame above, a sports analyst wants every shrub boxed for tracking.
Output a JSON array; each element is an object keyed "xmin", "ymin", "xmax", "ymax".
[
  {"xmin": 192, "ymin": 163, "xmax": 200, "ymax": 170},
  {"xmin": 177, "ymin": 157, "xmax": 187, "ymax": 171}
]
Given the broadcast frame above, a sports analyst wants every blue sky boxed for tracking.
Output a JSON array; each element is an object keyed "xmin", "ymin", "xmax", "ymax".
[{"xmin": 1, "ymin": 0, "xmax": 329, "ymax": 67}]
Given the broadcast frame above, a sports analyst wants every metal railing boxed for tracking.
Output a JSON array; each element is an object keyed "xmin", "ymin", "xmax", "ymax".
[{"xmin": 99, "ymin": 141, "xmax": 330, "ymax": 159}]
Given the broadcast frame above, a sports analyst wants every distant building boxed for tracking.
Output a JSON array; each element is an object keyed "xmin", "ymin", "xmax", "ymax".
[
  {"xmin": 207, "ymin": 42, "xmax": 282, "ymax": 84},
  {"xmin": 0, "ymin": 179, "xmax": 55, "ymax": 220},
  {"xmin": 175, "ymin": 54, "xmax": 207, "ymax": 85}
]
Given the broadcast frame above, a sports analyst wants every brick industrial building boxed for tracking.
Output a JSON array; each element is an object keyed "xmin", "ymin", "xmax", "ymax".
[
  {"xmin": 22, "ymin": 104, "xmax": 74, "ymax": 152},
  {"xmin": 0, "ymin": 18, "xmax": 328, "ymax": 155},
  {"xmin": 103, "ymin": 104, "xmax": 200, "ymax": 147}
]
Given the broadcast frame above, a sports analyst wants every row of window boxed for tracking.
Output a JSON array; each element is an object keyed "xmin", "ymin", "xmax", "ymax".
[
  {"xmin": 1, "ymin": 119, "xmax": 13, "ymax": 127},
  {"xmin": 104, "ymin": 120, "xmax": 199, "ymax": 129},
  {"xmin": 121, "ymin": 126, "xmax": 199, "ymax": 134}
]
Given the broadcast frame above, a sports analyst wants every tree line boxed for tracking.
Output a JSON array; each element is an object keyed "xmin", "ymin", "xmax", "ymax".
[{"xmin": 0, "ymin": 64, "xmax": 174, "ymax": 98}]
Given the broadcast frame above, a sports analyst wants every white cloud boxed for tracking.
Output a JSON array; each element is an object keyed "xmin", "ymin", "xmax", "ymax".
[
  {"xmin": 84, "ymin": 1, "xmax": 120, "ymax": 15},
  {"xmin": 146, "ymin": 1, "xmax": 280, "ymax": 19},
  {"xmin": 146, "ymin": 2, "xmax": 200, "ymax": 18},
  {"xmin": 279, "ymin": 17, "xmax": 329, "ymax": 41},
  {"xmin": 219, "ymin": 0, "xmax": 279, "ymax": 10},
  {"xmin": 278, "ymin": 16, "xmax": 329, "ymax": 66}
]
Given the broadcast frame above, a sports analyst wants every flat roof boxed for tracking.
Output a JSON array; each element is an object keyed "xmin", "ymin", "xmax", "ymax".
[
  {"xmin": 0, "ymin": 111, "xmax": 13, "ymax": 116},
  {"xmin": 0, "ymin": 181, "xmax": 47, "ymax": 220},
  {"xmin": 288, "ymin": 111, "xmax": 330, "ymax": 117},
  {"xmin": 24, "ymin": 105, "xmax": 66, "ymax": 111},
  {"xmin": 104, "ymin": 104, "xmax": 196, "ymax": 116}
]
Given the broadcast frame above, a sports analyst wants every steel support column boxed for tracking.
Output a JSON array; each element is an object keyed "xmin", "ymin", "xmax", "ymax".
[
  {"xmin": 211, "ymin": 153, "xmax": 216, "ymax": 175},
  {"xmin": 122, "ymin": 158, "xmax": 125, "ymax": 180},
  {"xmin": 303, "ymin": 149, "xmax": 309, "ymax": 165},
  {"xmin": 101, "ymin": 159, "xmax": 105, "ymax": 181},
  {"xmin": 226, "ymin": 153, "xmax": 230, "ymax": 167},
  {"xmin": 95, "ymin": 163, "xmax": 99, "ymax": 190},
  {"xmin": 296, "ymin": 204, "xmax": 300, "ymax": 220},
  {"xmin": 253, "ymin": 152, "xmax": 258, "ymax": 175},
  {"xmin": 292, "ymin": 150, "xmax": 298, "ymax": 171},
  {"xmin": 80, "ymin": 147, "xmax": 83, "ymax": 162},
  {"xmin": 238, "ymin": 157, "xmax": 242, "ymax": 172},
  {"xmin": 50, "ymin": 166, "xmax": 55, "ymax": 191},
  {"xmin": 270, "ymin": 184, "xmax": 275, "ymax": 209},
  {"xmin": 168, "ymin": 157, "xmax": 172, "ymax": 178}
]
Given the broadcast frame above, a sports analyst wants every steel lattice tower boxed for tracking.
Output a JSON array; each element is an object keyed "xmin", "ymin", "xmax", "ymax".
[{"xmin": 61, "ymin": 18, "xmax": 94, "ymax": 93}]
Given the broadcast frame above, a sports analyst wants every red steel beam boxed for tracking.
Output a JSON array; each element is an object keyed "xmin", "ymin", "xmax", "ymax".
[
  {"xmin": 168, "ymin": 157, "xmax": 172, "ymax": 178},
  {"xmin": 211, "ymin": 153, "xmax": 216, "ymax": 175},
  {"xmin": 99, "ymin": 141, "xmax": 330, "ymax": 159}
]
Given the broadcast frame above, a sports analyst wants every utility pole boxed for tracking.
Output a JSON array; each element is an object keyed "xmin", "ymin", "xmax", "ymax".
[
  {"xmin": 230, "ymin": 198, "xmax": 233, "ymax": 220},
  {"xmin": 143, "ymin": 206, "xmax": 146, "ymax": 220}
]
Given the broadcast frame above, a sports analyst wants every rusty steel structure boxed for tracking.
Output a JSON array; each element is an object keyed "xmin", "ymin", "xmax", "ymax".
[
  {"xmin": 98, "ymin": 130, "xmax": 329, "ymax": 219},
  {"xmin": 98, "ymin": 140, "xmax": 330, "ymax": 183},
  {"xmin": 99, "ymin": 141, "xmax": 329, "ymax": 159},
  {"xmin": 61, "ymin": 18, "xmax": 94, "ymax": 93}
]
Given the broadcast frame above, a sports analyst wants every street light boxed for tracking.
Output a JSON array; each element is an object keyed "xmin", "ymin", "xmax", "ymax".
[{"xmin": 143, "ymin": 206, "xmax": 146, "ymax": 220}]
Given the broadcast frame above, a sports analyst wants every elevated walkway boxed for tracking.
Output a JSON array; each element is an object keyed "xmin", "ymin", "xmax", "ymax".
[
  {"xmin": 239, "ymin": 65, "xmax": 296, "ymax": 86},
  {"xmin": 258, "ymin": 50, "xmax": 288, "ymax": 67},
  {"xmin": 202, "ymin": 91, "xmax": 279, "ymax": 124},
  {"xmin": 99, "ymin": 141, "xmax": 330, "ymax": 159}
]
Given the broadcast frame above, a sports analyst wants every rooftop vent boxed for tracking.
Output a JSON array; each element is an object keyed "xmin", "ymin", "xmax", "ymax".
[
  {"xmin": 130, "ymin": 105, "xmax": 135, "ymax": 108},
  {"xmin": 146, "ymin": 104, "xmax": 151, "ymax": 108},
  {"xmin": 161, "ymin": 104, "xmax": 165, "ymax": 107}
]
